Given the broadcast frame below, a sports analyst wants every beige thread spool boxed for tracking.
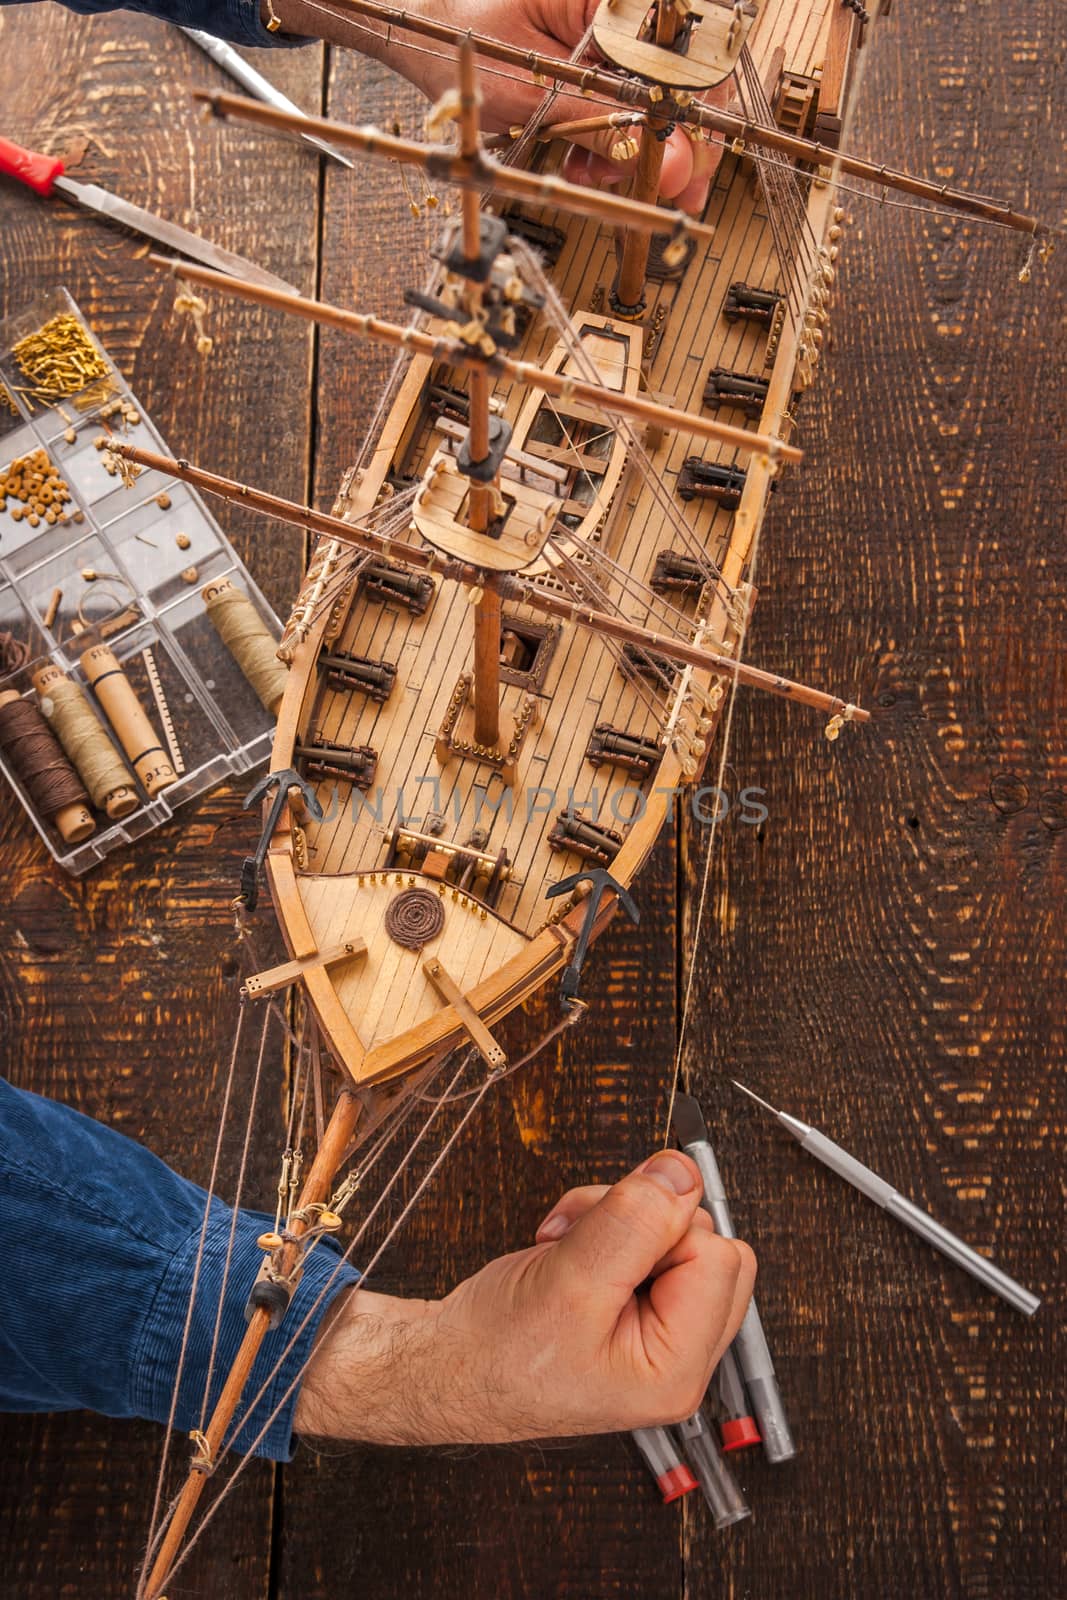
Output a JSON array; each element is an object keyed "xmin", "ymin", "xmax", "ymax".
[
  {"xmin": 80, "ymin": 643, "xmax": 177, "ymax": 798},
  {"xmin": 33, "ymin": 663, "xmax": 139, "ymax": 820},
  {"xmin": 0, "ymin": 689, "xmax": 95, "ymax": 844},
  {"xmin": 202, "ymin": 577, "xmax": 288, "ymax": 716}
]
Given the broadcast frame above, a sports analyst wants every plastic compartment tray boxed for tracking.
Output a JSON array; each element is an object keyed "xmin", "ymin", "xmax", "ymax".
[{"xmin": 0, "ymin": 288, "xmax": 283, "ymax": 875}]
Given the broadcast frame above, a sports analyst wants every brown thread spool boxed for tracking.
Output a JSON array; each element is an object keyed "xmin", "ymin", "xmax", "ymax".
[
  {"xmin": 33, "ymin": 664, "xmax": 139, "ymax": 820},
  {"xmin": 202, "ymin": 577, "xmax": 288, "ymax": 716},
  {"xmin": 0, "ymin": 689, "xmax": 95, "ymax": 844},
  {"xmin": 80, "ymin": 643, "xmax": 177, "ymax": 798}
]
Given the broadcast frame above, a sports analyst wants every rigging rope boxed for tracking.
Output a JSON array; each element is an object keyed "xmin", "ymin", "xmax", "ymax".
[
  {"xmin": 197, "ymin": 1000, "xmax": 273, "ymax": 1431},
  {"xmin": 509, "ymin": 238, "xmax": 740, "ymax": 605},
  {"xmin": 139, "ymin": 999, "xmax": 248, "ymax": 1592},
  {"xmin": 148, "ymin": 1053, "xmax": 491, "ymax": 1595}
]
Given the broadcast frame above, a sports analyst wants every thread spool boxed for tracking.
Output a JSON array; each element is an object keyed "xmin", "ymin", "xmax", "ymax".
[
  {"xmin": 201, "ymin": 578, "xmax": 288, "ymax": 716},
  {"xmin": 80, "ymin": 643, "xmax": 177, "ymax": 798},
  {"xmin": 33, "ymin": 664, "xmax": 139, "ymax": 819},
  {"xmin": 0, "ymin": 689, "xmax": 95, "ymax": 843}
]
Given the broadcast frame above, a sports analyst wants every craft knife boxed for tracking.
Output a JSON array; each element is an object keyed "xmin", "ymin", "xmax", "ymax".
[
  {"xmin": 731, "ymin": 1080, "xmax": 1042, "ymax": 1317},
  {"xmin": 180, "ymin": 28, "xmax": 354, "ymax": 169},
  {"xmin": 0, "ymin": 134, "xmax": 300, "ymax": 296},
  {"xmin": 672, "ymin": 1091, "xmax": 797, "ymax": 1464}
]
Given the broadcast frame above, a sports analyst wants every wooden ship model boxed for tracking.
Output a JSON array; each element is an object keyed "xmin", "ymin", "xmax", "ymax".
[{"xmin": 118, "ymin": 3, "xmax": 1051, "ymax": 1593}]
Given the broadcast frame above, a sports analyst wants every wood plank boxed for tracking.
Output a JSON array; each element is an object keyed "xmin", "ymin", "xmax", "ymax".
[
  {"xmin": 1, "ymin": 5, "xmax": 1063, "ymax": 1600},
  {"xmin": 682, "ymin": 2, "xmax": 1067, "ymax": 1597},
  {"xmin": 0, "ymin": 9, "xmax": 322, "ymax": 1596}
]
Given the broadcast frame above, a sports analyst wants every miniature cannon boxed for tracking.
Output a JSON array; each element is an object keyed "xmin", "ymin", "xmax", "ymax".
[
  {"xmin": 502, "ymin": 211, "xmax": 567, "ymax": 266},
  {"xmin": 427, "ymin": 383, "xmax": 470, "ymax": 422},
  {"xmin": 585, "ymin": 723, "xmax": 663, "ymax": 780},
  {"xmin": 621, "ymin": 642, "xmax": 679, "ymax": 684},
  {"xmin": 703, "ymin": 367, "xmax": 770, "ymax": 418},
  {"xmin": 319, "ymin": 650, "xmax": 397, "ymax": 704},
  {"xmin": 650, "ymin": 549, "xmax": 711, "ymax": 597},
  {"xmin": 548, "ymin": 809, "xmax": 623, "ymax": 867},
  {"xmin": 676, "ymin": 457, "xmax": 748, "ymax": 509},
  {"xmin": 295, "ymin": 740, "xmax": 378, "ymax": 790},
  {"xmin": 723, "ymin": 282, "xmax": 785, "ymax": 325},
  {"xmin": 358, "ymin": 560, "xmax": 436, "ymax": 615}
]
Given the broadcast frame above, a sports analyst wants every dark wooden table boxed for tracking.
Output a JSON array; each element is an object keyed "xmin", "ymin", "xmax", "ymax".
[{"xmin": 0, "ymin": 5, "xmax": 1063, "ymax": 1596}]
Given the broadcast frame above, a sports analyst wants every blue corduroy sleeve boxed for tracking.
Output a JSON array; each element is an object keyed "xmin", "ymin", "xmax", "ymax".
[
  {"xmin": 0, "ymin": 0, "xmax": 310, "ymax": 49},
  {"xmin": 0, "ymin": 1078, "xmax": 359, "ymax": 1460}
]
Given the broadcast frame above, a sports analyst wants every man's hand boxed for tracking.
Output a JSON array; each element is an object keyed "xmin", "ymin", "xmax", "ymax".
[
  {"xmin": 270, "ymin": 0, "xmax": 727, "ymax": 212},
  {"xmin": 295, "ymin": 1151, "xmax": 755, "ymax": 1445}
]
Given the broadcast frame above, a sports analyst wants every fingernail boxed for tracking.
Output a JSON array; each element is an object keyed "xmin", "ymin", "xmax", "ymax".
[
  {"xmin": 537, "ymin": 1212, "xmax": 571, "ymax": 1240},
  {"xmin": 641, "ymin": 1152, "xmax": 697, "ymax": 1195}
]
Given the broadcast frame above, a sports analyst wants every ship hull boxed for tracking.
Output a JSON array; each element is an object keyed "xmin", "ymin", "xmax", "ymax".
[{"xmin": 266, "ymin": 0, "xmax": 855, "ymax": 1091}]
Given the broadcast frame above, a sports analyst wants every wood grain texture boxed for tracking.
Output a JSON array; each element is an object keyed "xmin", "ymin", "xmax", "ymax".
[
  {"xmin": 0, "ymin": 3, "xmax": 1063, "ymax": 1598},
  {"xmin": 0, "ymin": 8, "xmax": 321, "ymax": 1597},
  {"xmin": 681, "ymin": 4, "xmax": 1066, "ymax": 1598}
]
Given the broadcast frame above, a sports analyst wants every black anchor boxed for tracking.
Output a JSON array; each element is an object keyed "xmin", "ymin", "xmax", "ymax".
[
  {"xmin": 238, "ymin": 768, "xmax": 323, "ymax": 911},
  {"xmin": 545, "ymin": 868, "xmax": 639, "ymax": 1011}
]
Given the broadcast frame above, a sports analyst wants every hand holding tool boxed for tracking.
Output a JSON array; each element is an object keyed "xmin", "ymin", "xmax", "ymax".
[
  {"xmin": 0, "ymin": 134, "xmax": 299, "ymax": 295},
  {"xmin": 731, "ymin": 1081, "xmax": 1041, "ymax": 1318},
  {"xmin": 672, "ymin": 1092, "xmax": 797, "ymax": 1463}
]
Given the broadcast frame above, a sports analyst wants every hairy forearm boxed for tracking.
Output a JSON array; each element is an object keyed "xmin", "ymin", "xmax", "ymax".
[{"xmin": 294, "ymin": 1288, "xmax": 449, "ymax": 1445}]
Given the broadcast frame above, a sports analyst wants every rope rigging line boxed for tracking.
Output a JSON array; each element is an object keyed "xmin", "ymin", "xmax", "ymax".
[
  {"xmin": 664, "ymin": 2, "xmax": 889, "ymax": 1141},
  {"xmin": 544, "ymin": 542, "xmax": 677, "ymax": 715},
  {"xmin": 734, "ymin": 46, "xmax": 817, "ymax": 326},
  {"xmin": 137, "ymin": 1045, "xmax": 467, "ymax": 1595},
  {"xmin": 148, "ymin": 1055, "xmax": 499, "ymax": 1597},
  {"xmin": 197, "ymin": 999, "xmax": 275, "ymax": 1432},
  {"xmin": 509, "ymin": 238, "xmax": 741, "ymax": 605},
  {"xmin": 661, "ymin": 474, "xmax": 771, "ymax": 1145},
  {"xmin": 138, "ymin": 998, "xmax": 249, "ymax": 1592},
  {"xmin": 551, "ymin": 522, "xmax": 709, "ymax": 642}
]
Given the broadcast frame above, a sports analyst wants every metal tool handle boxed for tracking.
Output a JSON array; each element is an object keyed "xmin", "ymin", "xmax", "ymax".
[
  {"xmin": 0, "ymin": 133, "xmax": 63, "ymax": 196},
  {"xmin": 183, "ymin": 29, "xmax": 285, "ymax": 108},
  {"xmin": 675, "ymin": 1407, "xmax": 750, "ymax": 1528},
  {"xmin": 686, "ymin": 1132, "xmax": 796, "ymax": 1462},
  {"xmin": 731, "ymin": 1300, "xmax": 796, "ymax": 1462},
  {"xmin": 885, "ymin": 1194, "xmax": 1041, "ymax": 1317},
  {"xmin": 800, "ymin": 1127, "xmax": 898, "ymax": 1207},
  {"xmin": 684, "ymin": 1139, "xmax": 733, "ymax": 1234}
]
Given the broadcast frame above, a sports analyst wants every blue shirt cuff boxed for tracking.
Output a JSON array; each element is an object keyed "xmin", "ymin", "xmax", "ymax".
[
  {"xmin": 133, "ymin": 1202, "xmax": 360, "ymax": 1461},
  {"xmin": 44, "ymin": 1, "xmax": 313, "ymax": 50}
]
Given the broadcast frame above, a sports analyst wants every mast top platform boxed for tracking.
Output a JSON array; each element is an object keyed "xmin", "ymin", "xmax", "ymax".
[{"xmin": 592, "ymin": 0, "xmax": 758, "ymax": 89}]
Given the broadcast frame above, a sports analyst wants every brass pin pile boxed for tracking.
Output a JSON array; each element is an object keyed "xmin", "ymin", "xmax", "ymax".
[
  {"xmin": 0, "ymin": 447, "xmax": 76, "ymax": 528},
  {"xmin": 0, "ymin": 382, "xmax": 17, "ymax": 418},
  {"xmin": 11, "ymin": 312, "xmax": 113, "ymax": 409}
]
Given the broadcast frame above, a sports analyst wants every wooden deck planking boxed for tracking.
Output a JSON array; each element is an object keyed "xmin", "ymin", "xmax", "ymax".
[
  {"xmin": 295, "ymin": 130, "xmax": 786, "ymax": 1006},
  {"xmin": 277, "ymin": 0, "xmax": 841, "ymax": 1077}
]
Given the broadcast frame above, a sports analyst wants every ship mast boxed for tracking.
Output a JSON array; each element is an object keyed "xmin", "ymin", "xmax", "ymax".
[
  {"xmin": 613, "ymin": 0, "xmax": 681, "ymax": 315},
  {"xmin": 598, "ymin": 0, "xmax": 756, "ymax": 316},
  {"xmin": 455, "ymin": 41, "xmax": 505, "ymax": 749}
]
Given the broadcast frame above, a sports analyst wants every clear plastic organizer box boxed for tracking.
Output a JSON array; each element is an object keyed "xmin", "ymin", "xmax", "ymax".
[{"xmin": 0, "ymin": 289, "xmax": 283, "ymax": 875}]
